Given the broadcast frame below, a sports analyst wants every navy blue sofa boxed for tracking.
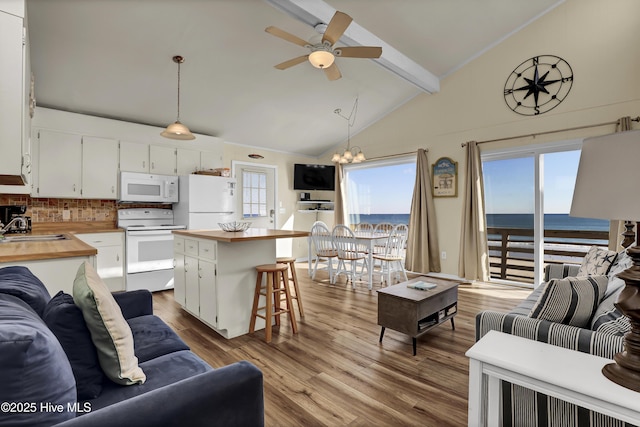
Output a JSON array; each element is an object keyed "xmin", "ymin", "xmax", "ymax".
[{"xmin": 0, "ymin": 266, "xmax": 264, "ymax": 427}]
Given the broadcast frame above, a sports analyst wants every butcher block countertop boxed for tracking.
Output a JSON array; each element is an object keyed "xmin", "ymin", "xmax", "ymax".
[
  {"xmin": 173, "ymin": 228, "xmax": 310, "ymax": 243},
  {"xmin": 0, "ymin": 221, "xmax": 122, "ymax": 263}
]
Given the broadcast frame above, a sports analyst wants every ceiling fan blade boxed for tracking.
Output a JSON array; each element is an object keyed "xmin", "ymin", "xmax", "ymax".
[
  {"xmin": 274, "ymin": 55, "xmax": 309, "ymax": 70},
  {"xmin": 265, "ymin": 26, "xmax": 309, "ymax": 48},
  {"xmin": 336, "ymin": 46, "xmax": 382, "ymax": 59},
  {"xmin": 322, "ymin": 11, "xmax": 352, "ymax": 46},
  {"xmin": 324, "ymin": 63, "xmax": 342, "ymax": 81}
]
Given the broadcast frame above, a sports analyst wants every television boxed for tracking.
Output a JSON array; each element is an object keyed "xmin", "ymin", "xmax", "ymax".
[{"xmin": 293, "ymin": 164, "xmax": 335, "ymax": 191}]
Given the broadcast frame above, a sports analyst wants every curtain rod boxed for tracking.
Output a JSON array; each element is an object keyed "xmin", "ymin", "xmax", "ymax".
[
  {"xmin": 461, "ymin": 116, "xmax": 640, "ymax": 147},
  {"xmin": 366, "ymin": 148, "xmax": 428, "ymax": 161}
]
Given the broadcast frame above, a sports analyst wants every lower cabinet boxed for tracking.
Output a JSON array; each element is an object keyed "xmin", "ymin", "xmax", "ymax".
[
  {"xmin": 174, "ymin": 237, "xmax": 219, "ymax": 329},
  {"xmin": 75, "ymin": 232, "xmax": 124, "ymax": 292}
]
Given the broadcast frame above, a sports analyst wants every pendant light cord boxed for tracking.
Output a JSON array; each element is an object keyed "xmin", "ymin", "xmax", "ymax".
[
  {"xmin": 335, "ymin": 97, "xmax": 358, "ymax": 150},
  {"xmin": 176, "ymin": 60, "xmax": 181, "ymax": 122}
]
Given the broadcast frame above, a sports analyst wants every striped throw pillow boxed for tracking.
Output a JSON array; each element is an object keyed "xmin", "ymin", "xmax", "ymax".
[
  {"xmin": 529, "ymin": 275, "xmax": 609, "ymax": 328},
  {"xmin": 591, "ymin": 284, "xmax": 631, "ymax": 336}
]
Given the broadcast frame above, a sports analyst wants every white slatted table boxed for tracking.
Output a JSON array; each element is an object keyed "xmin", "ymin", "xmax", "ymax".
[{"xmin": 466, "ymin": 330, "xmax": 640, "ymax": 426}]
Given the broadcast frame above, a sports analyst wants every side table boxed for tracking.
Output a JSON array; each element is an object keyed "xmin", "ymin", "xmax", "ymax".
[{"xmin": 466, "ymin": 330, "xmax": 640, "ymax": 426}]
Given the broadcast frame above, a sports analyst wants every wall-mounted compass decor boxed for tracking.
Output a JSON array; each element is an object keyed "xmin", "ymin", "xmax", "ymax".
[{"xmin": 503, "ymin": 55, "xmax": 573, "ymax": 116}]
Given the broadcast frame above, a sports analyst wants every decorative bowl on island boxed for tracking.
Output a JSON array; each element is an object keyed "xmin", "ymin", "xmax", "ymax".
[{"xmin": 218, "ymin": 221, "xmax": 251, "ymax": 232}]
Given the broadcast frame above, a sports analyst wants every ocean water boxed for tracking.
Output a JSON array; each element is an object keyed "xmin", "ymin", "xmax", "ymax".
[{"xmin": 351, "ymin": 213, "xmax": 609, "ymax": 231}]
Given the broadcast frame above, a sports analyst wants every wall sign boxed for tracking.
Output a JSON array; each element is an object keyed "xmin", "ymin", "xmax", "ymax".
[{"xmin": 432, "ymin": 157, "xmax": 458, "ymax": 197}]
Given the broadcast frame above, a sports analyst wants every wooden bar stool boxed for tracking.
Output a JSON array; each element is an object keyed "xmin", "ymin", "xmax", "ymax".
[
  {"xmin": 276, "ymin": 256, "xmax": 304, "ymax": 318},
  {"xmin": 249, "ymin": 263, "xmax": 298, "ymax": 343}
]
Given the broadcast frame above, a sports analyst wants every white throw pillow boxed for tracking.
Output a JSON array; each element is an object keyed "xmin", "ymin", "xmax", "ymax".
[{"xmin": 578, "ymin": 246, "xmax": 617, "ymax": 277}]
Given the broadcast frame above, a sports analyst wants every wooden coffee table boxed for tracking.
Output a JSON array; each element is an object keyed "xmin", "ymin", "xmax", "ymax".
[{"xmin": 377, "ymin": 277, "xmax": 459, "ymax": 355}]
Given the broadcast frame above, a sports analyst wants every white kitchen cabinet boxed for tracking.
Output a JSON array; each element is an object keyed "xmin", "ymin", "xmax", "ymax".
[
  {"xmin": 200, "ymin": 150, "xmax": 222, "ymax": 171},
  {"xmin": 198, "ymin": 259, "xmax": 217, "ymax": 326},
  {"xmin": 119, "ymin": 140, "xmax": 149, "ymax": 173},
  {"xmin": 35, "ymin": 130, "xmax": 82, "ymax": 198},
  {"xmin": 184, "ymin": 255, "xmax": 200, "ymax": 315},
  {"xmin": 150, "ymin": 145, "xmax": 176, "ymax": 175},
  {"xmin": 0, "ymin": 256, "xmax": 96, "ymax": 296},
  {"xmin": 0, "ymin": 10, "xmax": 26, "ymax": 185},
  {"xmin": 173, "ymin": 237, "xmax": 186, "ymax": 306},
  {"xmin": 174, "ymin": 237, "xmax": 219, "ymax": 330},
  {"xmin": 176, "ymin": 148, "xmax": 201, "ymax": 175},
  {"xmin": 81, "ymin": 136, "xmax": 118, "ymax": 199},
  {"xmin": 120, "ymin": 142, "xmax": 176, "ymax": 175},
  {"xmin": 75, "ymin": 232, "xmax": 124, "ymax": 292}
]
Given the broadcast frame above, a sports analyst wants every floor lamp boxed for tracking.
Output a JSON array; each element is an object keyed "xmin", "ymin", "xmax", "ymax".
[{"xmin": 570, "ymin": 128, "xmax": 640, "ymax": 392}]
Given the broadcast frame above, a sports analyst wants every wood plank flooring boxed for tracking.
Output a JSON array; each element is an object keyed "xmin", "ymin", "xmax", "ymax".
[{"xmin": 152, "ymin": 264, "xmax": 531, "ymax": 426}]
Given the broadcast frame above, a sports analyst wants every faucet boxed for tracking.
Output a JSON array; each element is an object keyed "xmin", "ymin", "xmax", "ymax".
[{"xmin": 0, "ymin": 217, "xmax": 27, "ymax": 235}]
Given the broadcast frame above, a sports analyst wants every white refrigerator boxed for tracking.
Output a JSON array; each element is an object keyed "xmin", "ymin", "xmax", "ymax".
[{"xmin": 173, "ymin": 175, "xmax": 237, "ymax": 229}]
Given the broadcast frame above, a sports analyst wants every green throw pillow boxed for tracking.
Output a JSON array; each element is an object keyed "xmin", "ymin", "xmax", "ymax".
[{"xmin": 72, "ymin": 262, "xmax": 146, "ymax": 385}]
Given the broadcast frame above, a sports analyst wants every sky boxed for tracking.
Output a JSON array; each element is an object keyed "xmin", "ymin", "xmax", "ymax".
[
  {"xmin": 347, "ymin": 163, "xmax": 416, "ymax": 214},
  {"xmin": 483, "ymin": 150, "xmax": 581, "ymax": 214},
  {"xmin": 345, "ymin": 150, "xmax": 581, "ymax": 215}
]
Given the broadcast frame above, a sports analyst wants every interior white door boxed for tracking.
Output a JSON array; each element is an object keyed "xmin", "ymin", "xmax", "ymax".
[{"xmin": 233, "ymin": 162, "xmax": 276, "ymax": 229}]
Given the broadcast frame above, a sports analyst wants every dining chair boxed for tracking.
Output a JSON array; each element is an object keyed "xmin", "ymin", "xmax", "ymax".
[
  {"xmin": 310, "ymin": 222, "xmax": 338, "ymax": 282},
  {"xmin": 354, "ymin": 222, "xmax": 373, "ymax": 233},
  {"xmin": 373, "ymin": 223, "xmax": 409, "ymax": 286},
  {"xmin": 331, "ymin": 224, "xmax": 368, "ymax": 288}
]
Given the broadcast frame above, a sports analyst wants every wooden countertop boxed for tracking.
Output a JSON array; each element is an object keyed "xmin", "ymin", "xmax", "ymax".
[
  {"xmin": 173, "ymin": 228, "xmax": 310, "ymax": 242},
  {"xmin": 0, "ymin": 221, "xmax": 120, "ymax": 263}
]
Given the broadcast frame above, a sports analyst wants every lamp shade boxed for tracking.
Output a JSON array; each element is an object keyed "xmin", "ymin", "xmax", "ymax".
[
  {"xmin": 160, "ymin": 121, "xmax": 195, "ymax": 140},
  {"xmin": 308, "ymin": 50, "xmax": 335, "ymax": 69},
  {"xmin": 570, "ymin": 129, "xmax": 640, "ymax": 221}
]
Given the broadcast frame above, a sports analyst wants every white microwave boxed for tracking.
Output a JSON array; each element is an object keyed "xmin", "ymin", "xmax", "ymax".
[{"xmin": 119, "ymin": 172, "xmax": 179, "ymax": 203}]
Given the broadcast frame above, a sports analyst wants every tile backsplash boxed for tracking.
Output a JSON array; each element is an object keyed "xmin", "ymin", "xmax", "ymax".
[{"xmin": 0, "ymin": 195, "xmax": 167, "ymax": 224}]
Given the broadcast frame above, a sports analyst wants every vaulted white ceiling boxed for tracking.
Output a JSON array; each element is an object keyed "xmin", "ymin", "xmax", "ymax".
[{"xmin": 26, "ymin": 0, "xmax": 564, "ymax": 157}]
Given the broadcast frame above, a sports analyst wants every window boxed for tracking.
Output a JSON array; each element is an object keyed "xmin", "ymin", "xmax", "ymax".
[
  {"xmin": 343, "ymin": 156, "xmax": 416, "ymax": 226},
  {"xmin": 482, "ymin": 140, "xmax": 609, "ymax": 285},
  {"xmin": 242, "ymin": 171, "xmax": 267, "ymax": 218}
]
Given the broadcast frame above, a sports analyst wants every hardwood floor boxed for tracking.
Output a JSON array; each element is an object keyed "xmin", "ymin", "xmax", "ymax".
[{"xmin": 152, "ymin": 264, "xmax": 531, "ymax": 426}]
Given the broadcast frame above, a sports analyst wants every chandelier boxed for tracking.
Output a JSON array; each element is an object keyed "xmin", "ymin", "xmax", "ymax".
[
  {"xmin": 331, "ymin": 98, "xmax": 365, "ymax": 164},
  {"xmin": 161, "ymin": 55, "xmax": 195, "ymax": 140}
]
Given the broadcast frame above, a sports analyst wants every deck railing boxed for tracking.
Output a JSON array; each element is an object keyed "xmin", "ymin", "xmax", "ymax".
[{"xmin": 487, "ymin": 227, "xmax": 609, "ymax": 284}]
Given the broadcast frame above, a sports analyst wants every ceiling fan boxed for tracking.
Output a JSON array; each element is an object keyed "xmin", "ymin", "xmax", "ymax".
[{"xmin": 265, "ymin": 11, "xmax": 382, "ymax": 81}]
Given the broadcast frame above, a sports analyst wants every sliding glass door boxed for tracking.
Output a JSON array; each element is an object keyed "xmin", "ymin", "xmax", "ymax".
[{"xmin": 482, "ymin": 140, "xmax": 608, "ymax": 286}]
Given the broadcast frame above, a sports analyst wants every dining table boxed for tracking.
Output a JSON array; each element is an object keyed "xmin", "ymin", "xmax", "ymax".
[{"xmin": 307, "ymin": 229, "xmax": 390, "ymax": 290}]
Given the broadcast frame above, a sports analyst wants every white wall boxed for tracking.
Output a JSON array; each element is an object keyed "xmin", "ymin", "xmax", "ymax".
[
  {"xmin": 335, "ymin": 0, "xmax": 640, "ymax": 276},
  {"xmin": 222, "ymin": 143, "xmax": 333, "ymax": 260}
]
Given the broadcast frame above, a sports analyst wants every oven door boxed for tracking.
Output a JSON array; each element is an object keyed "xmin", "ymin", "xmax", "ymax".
[{"xmin": 125, "ymin": 229, "xmax": 175, "ymax": 274}]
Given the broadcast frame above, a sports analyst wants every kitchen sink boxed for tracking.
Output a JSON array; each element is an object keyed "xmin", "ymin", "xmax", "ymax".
[{"xmin": 0, "ymin": 234, "xmax": 69, "ymax": 243}]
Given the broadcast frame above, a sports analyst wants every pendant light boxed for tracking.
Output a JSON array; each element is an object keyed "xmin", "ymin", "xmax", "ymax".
[
  {"xmin": 161, "ymin": 55, "xmax": 195, "ymax": 140},
  {"xmin": 331, "ymin": 98, "xmax": 365, "ymax": 164}
]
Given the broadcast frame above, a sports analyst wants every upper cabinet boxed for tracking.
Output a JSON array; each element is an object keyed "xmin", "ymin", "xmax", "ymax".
[
  {"xmin": 177, "ymin": 148, "xmax": 201, "ymax": 175},
  {"xmin": 82, "ymin": 136, "xmax": 118, "ymax": 199},
  {"xmin": 33, "ymin": 130, "xmax": 119, "ymax": 199},
  {"xmin": 0, "ymin": 8, "xmax": 28, "ymax": 187},
  {"xmin": 120, "ymin": 141, "xmax": 176, "ymax": 175},
  {"xmin": 149, "ymin": 145, "xmax": 176, "ymax": 175},
  {"xmin": 35, "ymin": 130, "xmax": 82, "ymax": 198}
]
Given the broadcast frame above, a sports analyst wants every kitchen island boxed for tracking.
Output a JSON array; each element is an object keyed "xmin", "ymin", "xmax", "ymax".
[{"xmin": 172, "ymin": 228, "xmax": 310, "ymax": 339}]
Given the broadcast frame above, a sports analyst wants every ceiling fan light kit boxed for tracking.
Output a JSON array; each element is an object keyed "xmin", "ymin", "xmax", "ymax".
[
  {"xmin": 308, "ymin": 47, "xmax": 335, "ymax": 69},
  {"xmin": 161, "ymin": 55, "xmax": 195, "ymax": 141}
]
